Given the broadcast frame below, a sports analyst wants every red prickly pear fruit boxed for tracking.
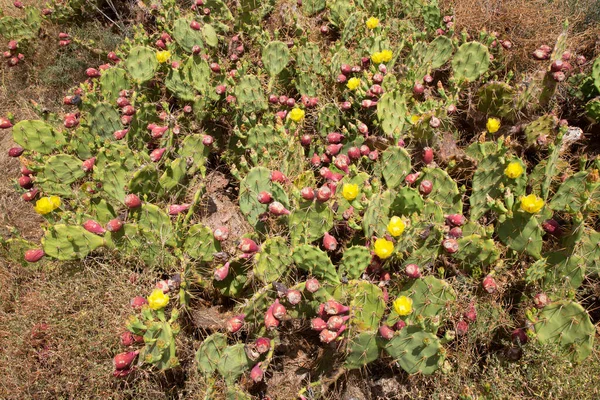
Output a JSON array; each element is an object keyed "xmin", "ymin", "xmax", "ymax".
[
  {"xmin": 551, "ymin": 59, "xmax": 567, "ymax": 72},
  {"xmin": 362, "ymin": 99, "xmax": 377, "ymax": 108},
  {"xmin": 9, "ymin": 146, "xmax": 24, "ymax": 157},
  {"xmin": 264, "ymin": 306, "xmax": 280, "ymax": 329},
  {"xmin": 82, "ymin": 157, "xmax": 96, "ymax": 172},
  {"xmin": 286, "ymin": 98, "xmax": 296, "ymax": 107},
  {"xmin": 310, "ymin": 97, "xmax": 320, "ymax": 108},
  {"xmin": 327, "ymin": 132, "xmax": 344, "ymax": 144},
  {"xmin": 169, "ymin": 204, "xmax": 190, "ymax": 215},
  {"xmin": 533, "ymin": 293, "xmax": 549, "ymax": 308},
  {"xmin": 215, "ymin": 85, "xmax": 227, "ymax": 95},
  {"xmin": 379, "ymin": 270, "xmax": 391, "ymax": 282},
  {"xmin": 464, "ymin": 304, "xmax": 477, "ymax": 322},
  {"xmin": 340, "ymin": 101, "xmax": 352, "ymax": 111},
  {"xmin": 552, "ymin": 71, "xmax": 566, "ymax": 82},
  {"xmin": 448, "ymin": 226, "xmax": 463, "ymax": 239},
  {"xmin": 155, "ymin": 39, "xmax": 166, "ymax": 49},
  {"xmin": 213, "ymin": 226, "xmax": 229, "ymax": 241},
  {"xmin": 22, "ymin": 188, "xmax": 39, "ymax": 202},
  {"xmin": 358, "ymin": 122, "xmax": 369, "ymax": 136},
  {"xmin": 442, "ymin": 238, "xmax": 459, "ymax": 253},
  {"xmin": 63, "ymin": 116, "xmax": 79, "ymax": 128},
  {"xmin": 423, "ymin": 147, "xmax": 434, "ymax": 164},
  {"xmin": 446, "ymin": 214, "xmax": 466, "ymax": 227},
  {"xmin": 336, "ymin": 73, "xmax": 347, "ymax": 83},
  {"xmin": 58, "ymin": 32, "xmax": 69, "ymax": 39},
  {"xmin": 121, "ymin": 105, "xmax": 136, "ymax": 116},
  {"xmin": 190, "ymin": 20, "xmax": 201, "ymax": 30},
  {"xmin": 276, "ymin": 110, "xmax": 287, "ymax": 120},
  {"xmin": 360, "ymin": 145, "xmax": 370, "ymax": 156},
  {"xmin": 83, "ymin": 219, "xmax": 106, "ymax": 235},
  {"xmin": 155, "ymin": 280, "xmax": 170, "ymax": 293},
  {"xmin": 0, "ymin": 117, "xmax": 13, "ymax": 129},
  {"xmin": 130, "ymin": 296, "xmax": 147, "ymax": 309},
  {"xmin": 328, "ymin": 182, "xmax": 338, "ymax": 193},
  {"xmin": 334, "ymin": 154, "xmax": 349, "ymax": 173},
  {"xmin": 316, "ymin": 185, "xmax": 332, "ymax": 202},
  {"xmin": 368, "ymin": 150, "xmax": 379, "ymax": 161},
  {"xmin": 456, "ymin": 320, "xmax": 469, "ymax": 336},
  {"xmin": 124, "ymin": 194, "xmax": 142, "ymax": 209},
  {"xmin": 107, "ymin": 52, "xmax": 120, "ymax": 62},
  {"xmin": 116, "ymin": 97, "xmax": 129, "ymax": 107},
  {"xmin": 226, "ymin": 315, "xmax": 245, "ymax": 333},
  {"xmin": 85, "ymin": 68, "xmax": 100, "ymax": 78},
  {"xmin": 326, "ymin": 143, "xmax": 343, "ymax": 156},
  {"xmin": 42, "ymin": 8, "xmax": 53, "ymax": 15},
  {"xmin": 250, "ymin": 363, "xmax": 264, "ymax": 383},
  {"xmin": 271, "ymin": 299, "xmax": 287, "ymax": 320},
  {"xmin": 340, "ymin": 64, "xmax": 352, "ymax": 75},
  {"xmin": 347, "ymin": 147, "xmax": 361, "ymax": 160},
  {"xmin": 447, "ymin": 104, "xmax": 457, "ymax": 114},
  {"xmin": 542, "ymin": 219, "xmax": 561, "ymax": 236},
  {"xmin": 106, "ymin": 218, "xmax": 123, "ymax": 232},
  {"xmin": 191, "ymin": 45, "xmax": 201, "ymax": 54},
  {"xmin": 113, "ymin": 129, "xmax": 128, "ymax": 140},
  {"xmin": 24, "ymin": 248, "xmax": 45, "ymax": 263},
  {"xmin": 311, "ymin": 317, "xmax": 327, "ymax": 331},
  {"xmin": 183, "ymin": 105, "xmax": 192, "ymax": 113},
  {"xmin": 319, "ymin": 329, "xmax": 338, "ymax": 343},
  {"xmin": 113, "ymin": 351, "xmax": 138, "ymax": 370},
  {"xmin": 576, "ymin": 55, "xmax": 586, "ymax": 65},
  {"xmin": 257, "ymin": 191, "xmax": 273, "ymax": 204},
  {"xmin": 209, "ymin": 62, "xmax": 221, "ymax": 73},
  {"xmin": 113, "ymin": 368, "xmax": 134, "ymax": 378},
  {"xmin": 327, "ymin": 315, "xmax": 349, "ymax": 330},
  {"xmin": 482, "ymin": 275, "xmax": 497, "ymax": 293},
  {"xmin": 320, "ymin": 167, "xmax": 333, "ymax": 180},
  {"xmin": 501, "ymin": 40, "xmax": 512, "ymax": 49},
  {"xmin": 98, "ymin": 63, "xmax": 111, "ymax": 71},
  {"xmin": 370, "ymin": 84, "xmax": 383, "ymax": 95},
  {"xmin": 429, "ymin": 116, "xmax": 441, "ymax": 128},
  {"xmin": 305, "ymin": 278, "xmax": 320, "ymax": 293},
  {"xmin": 413, "ymin": 82, "xmax": 425, "ymax": 96},
  {"xmin": 405, "ymin": 263, "xmax": 421, "ymax": 278},
  {"xmin": 255, "ymin": 338, "xmax": 270, "ymax": 354},
  {"xmin": 59, "ymin": 40, "xmax": 70, "ymax": 47},
  {"xmin": 323, "ymin": 232, "xmax": 338, "ymax": 251},
  {"xmin": 239, "ymin": 238, "xmax": 259, "ymax": 253},
  {"xmin": 378, "ymin": 64, "xmax": 387, "ymax": 74},
  {"xmin": 382, "ymin": 287, "xmax": 389, "ymax": 302},
  {"xmin": 286, "ymin": 289, "xmax": 302, "ymax": 305},
  {"xmin": 310, "ymin": 153, "xmax": 321, "ymax": 167},
  {"xmin": 120, "ymin": 331, "xmax": 136, "ymax": 346},
  {"xmin": 13, "ymin": 1, "xmax": 24, "ymax": 9},
  {"xmin": 268, "ymin": 94, "xmax": 279, "ymax": 104},
  {"xmin": 379, "ymin": 325, "xmax": 395, "ymax": 340},
  {"xmin": 121, "ymin": 115, "xmax": 133, "ymax": 125},
  {"xmin": 201, "ymin": 135, "xmax": 214, "ymax": 146},
  {"xmin": 160, "ymin": 32, "xmax": 172, "ymax": 42},
  {"xmin": 270, "ymin": 170, "xmax": 287, "ymax": 184},
  {"xmin": 423, "ymin": 74, "xmax": 434, "ymax": 84},
  {"xmin": 268, "ymin": 201, "xmax": 290, "ymax": 216},
  {"xmin": 373, "ymin": 73, "xmax": 384, "ymax": 84},
  {"xmin": 18, "ymin": 175, "xmax": 32, "ymax": 189},
  {"xmin": 150, "ymin": 148, "xmax": 166, "ymax": 162},
  {"xmin": 301, "ymin": 187, "xmax": 315, "ymax": 201},
  {"xmin": 512, "ymin": 328, "xmax": 528, "ymax": 344},
  {"xmin": 324, "ymin": 299, "xmax": 349, "ymax": 315},
  {"xmin": 532, "ymin": 49, "xmax": 548, "ymax": 60},
  {"xmin": 419, "ymin": 179, "xmax": 433, "ymax": 195},
  {"xmin": 394, "ymin": 320, "xmax": 407, "ymax": 331},
  {"xmin": 300, "ymin": 134, "xmax": 311, "ymax": 147},
  {"xmin": 214, "ymin": 262, "xmax": 230, "ymax": 281},
  {"xmin": 320, "ymin": 25, "xmax": 329, "ymax": 34}
]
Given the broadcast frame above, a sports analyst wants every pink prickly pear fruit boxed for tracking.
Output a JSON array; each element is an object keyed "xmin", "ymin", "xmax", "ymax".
[
  {"xmin": 0, "ymin": 117, "xmax": 13, "ymax": 129},
  {"xmin": 326, "ymin": 143, "xmax": 343, "ymax": 156},
  {"xmin": 334, "ymin": 154, "xmax": 349, "ymax": 173},
  {"xmin": 18, "ymin": 175, "xmax": 32, "ymax": 189},
  {"xmin": 359, "ymin": 145, "xmax": 370, "ymax": 156},
  {"xmin": 106, "ymin": 218, "xmax": 123, "ymax": 232},
  {"xmin": 533, "ymin": 293, "xmax": 549, "ymax": 308},
  {"xmin": 347, "ymin": 147, "xmax": 361, "ymax": 161},
  {"xmin": 268, "ymin": 94, "xmax": 279, "ymax": 104},
  {"xmin": 448, "ymin": 227, "xmax": 463, "ymax": 239},
  {"xmin": 324, "ymin": 299, "xmax": 349, "ymax": 315},
  {"xmin": 358, "ymin": 122, "xmax": 369, "ymax": 136},
  {"xmin": 542, "ymin": 219, "xmax": 561, "ymax": 236},
  {"xmin": 150, "ymin": 147, "xmax": 166, "ymax": 162},
  {"xmin": 327, "ymin": 315, "xmax": 349, "ymax": 330},
  {"xmin": 155, "ymin": 280, "xmax": 170, "ymax": 293},
  {"xmin": 271, "ymin": 299, "xmax": 287, "ymax": 320},
  {"xmin": 130, "ymin": 296, "xmax": 147, "ymax": 310},
  {"xmin": 113, "ymin": 129, "xmax": 128, "ymax": 140},
  {"xmin": 13, "ymin": 1, "xmax": 24, "ymax": 9},
  {"xmin": 113, "ymin": 368, "xmax": 134, "ymax": 378},
  {"xmin": 116, "ymin": 97, "xmax": 129, "ymax": 107},
  {"xmin": 446, "ymin": 214, "xmax": 466, "ymax": 227},
  {"xmin": 183, "ymin": 105, "xmax": 192, "ymax": 113},
  {"xmin": 320, "ymin": 167, "xmax": 333, "ymax": 180},
  {"xmin": 191, "ymin": 45, "xmax": 201, "ymax": 54},
  {"xmin": 155, "ymin": 39, "xmax": 166, "ymax": 49},
  {"xmin": 423, "ymin": 147, "xmax": 434, "ymax": 164},
  {"xmin": 327, "ymin": 132, "xmax": 344, "ymax": 144},
  {"xmin": 24, "ymin": 248, "xmax": 45, "ymax": 263},
  {"xmin": 552, "ymin": 71, "xmax": 566, "ymax": 82},
  {"xmin": 310, "ymin": 153, "xmax": 321, "ymax": 167},
  {"xmin": 405, "ymin": 263, "xmax": 421, "ymax": 278},
  {"xmin": 361, "ymin": 99, "xmax": 377, "ymax": 108},
  {"xmin": 113, "ymin": 351, "xmax": 139, "ymax": 370},
  {"xmin": 447, "ymin": 104, "xmax": 458, "ymax": 114},
  {"xmin": 22, "ymin": 188, "xmax": 38, "ymax": 202},
  {"xmin": 276, "ymin": 110, "xmax": 287, "ymax": 120},
  {"xmin": 213, "ymin": 226, "xmax": 229, "ymax": 241},
  {"xmin": 323, "ymin": 232, "xmax": 338, "ymax": 251},
  {"xmin": 501, "ymin": 40, "xmax": 512, "ymax": 49},
  {"xmin": 319, "ymin": 329, "xmax": 338, "ymax": 343},
  {"xmin": 42, "ymin": 8, "xmax": 53, "ymax": 15},
  {"xmin": 311, "ymin": 317, "xmax": 327, "ymax": 331},
  {"xmin": 124, "ymin": 194, "xmax": 142, "ymax": 209},
  {"xmin": 278, "ymin": 95, "xmax": 289, "ymax": 105},
  {"xmin": 340, "ymin": 101, "xmax": 352, "ymax": 111},
  {"xmin": 372, "ymin": 73, "xmax": 384, "ymax": 84},
  {"xmin": 82, "ymin": 157, "xmax": 96, "ymax": 172},
  {"xmin": 255, "ymin": 338, "xmax": 270, "ymax": 354},
  {"xmin": 336, "ymin": 73, "xmax": 347, "ymax": 83},
  {"xmin": 264, "ymin": 306, "xmax": 280, "ymax": 329},
  {"xmin": 286, "ymin": 289, "xmax": 302, "ymax": 305},
  {"xmin": 413, "ymin": 82, "xmax": 425, "ymax": 96},
  {"xmin": 107, "ymin": 52, "xmax": 120, "ymax": 62},
  {"xmin": 257, "ymin": 191, "xmax": 273, "ymax": 204},
  {"xmin": 300, "ymin": 134, "xmax": 311, "ymax": 147},
  {"xmin": 532, "ymin": 49, "xmax": 548, "ymax": 60},
  {"xmin": 121, "ymin": 105, "xmax": 136, "ymax": 116},
  {"xmin": 442, "ymin": 238, "xmax": 459, "ymax": 253},
  {"xmin": 286, "ymin": 98, "xmax": 296, "ymax": 107},
  {"xmin": 9, "ymin": 146, "xmax": 24, "ymax": 157},
  {"xmin": 316, "ymin": 185, "xmax": 332, "ymax": 202},
  {"xmin": 58, "ymin": 32, "xmax": 69, "ymax": 39},
  {"xmin": 59, "ymin": 40, "xmax": 70, "ymax": 47},
  {"xmin": 209, "ymin": 62, "xmax": 221, "ymax": 73},
  {"xmin": 512, "ymin": 328, "xmax": 528, "ymax": 344},
  {"xmin": 305, "ymin": 278, "xmax": 320, "ymax": 293},
  {"xmin": 226, "ymin": 315, "xmax": 245, "ymax": 333},
  {"xmin": 368, "ymin": 150, "xmax": 379, "ymax": 161},
  {"xmin": 423, "ymin": 74, "xmax": 434, "ymax": 84},
  {"xmin": 482, "ymin": 275, "xmax": 497, "ymax": 293},
  {"xmin": 268, "ymin": 201, "xmax": 290, "ymax": 216},
  {"xmin": 214, "ymin": 262, "xmax": 230, "ymax": 281},
  {"xmin": 86, "ymin": 68, "xmax": 100, "ymax": 78},
  {"xmin": 250, "ymin": 363, "xmax": 264, "ymax": 383},
  {"xmin": 301, "ymin": 187, "xmax": 315, "ymax": 201},
  {"xmin": 7, "ymin": 40, "xmax": 18, "ymax": 50},
  {"xmin": 2, "ymin": 52, "xmax": 10, "ymax": 59},
  {"xmin": 429, "ymin": 116, "xmax": 441, "ymax": 128},
  {"xmin": 394, "ymin": 320, "xmax": 407, "ymax": 331},
  {"xmin": 120, "ymin": 331, "xmax": 137, "ymax": 346},
  {"xmin": 419, "ymin": 179, "xmax": 433, "ymax": 195},
  {"xmin": 8, "ymin": 56, "xmax": 19, "ymax": 66},
  {"xmin": 320, "ymin": 25, "xmax": 329, "ymax": 34},
  {"xmin": 456, "ymin": 320, "xmax": 469, "ymax": 336},
  {"xmin": 98, "ymin": 63, "xmax": 111, "ymax": 71},
  {"xmin": 370, "ymin": 84, "xmax": 383, "ymax": 95},
  {"xmin": 239, "ymin": 238, "xmax": 259, "ymax": 253},
  {"xmin": 340, "ymin": 64, "xmax": 352, "ymax": 75},
  {"xmin": 270, "ymin": 170, "xmax": 287, "ymax": 184},
  {"xmin": 464, "ymin": 304, "xmax": 477, "ymax": 322},
  {"xmin": 83, "ymin": 219, "xmax": 106, "ymax": 235},
  {"xmin": 168, "ymin": 204, "xmax": 190, "ymax": 215},
  {"xmin": 63, "ymin": 116, "xmax": 79, "ymax": 128},
  {"xmin": 576, "ymin": 55, "xmax": 586, "ymax": 65},
  {"xmin": 190, "ymin": 20, "xmax": 201, "ymax": 30},
  {"xmin": 201, "ymin": 135, "xmax": 214, "ymax": 146},
  {"xmin": 379, "ymin": 325, "xmax": 395, "ymax": 340},
  {"xmin": 215, "ymin": 85, "xmax": 227, "ymax": 95}
]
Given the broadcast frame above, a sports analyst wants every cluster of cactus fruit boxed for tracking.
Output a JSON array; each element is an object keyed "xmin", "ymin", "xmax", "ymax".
[{"xmin": 2, "ymin": 0, "xmax": 600, "ymax": 397}]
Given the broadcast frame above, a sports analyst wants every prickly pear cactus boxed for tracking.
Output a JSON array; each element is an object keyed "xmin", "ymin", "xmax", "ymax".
[
  {"xmin": 385, "ymin": 326, "xmax": 445, "ymax": 375},
  {"xmin": 452, "ymin": 42, "xmax": 490, "ymax": 82}
]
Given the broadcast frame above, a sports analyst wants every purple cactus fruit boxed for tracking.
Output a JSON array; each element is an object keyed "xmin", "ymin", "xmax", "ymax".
[
  {"xmin": 215, "ymin": 85, "xmax": 227, "ymax": 95},
  {"xmin": 423, "ymin": 74, "xmax": 434, "ymax": 84},
  {"xmin": 320, "ymin": 25, "xmax": 329, "ymax": 34},
  {"xmin": 533, "ymin": 293, "xmax": 549, "ymax": 308},
  {"xmin": 214, "ymin": 262, "xmax": 230, "ymax": 281},
  {"xmin": 423, "ymin": 147, "xmax": 434, "ymax": 164},
  {"xmin": 0, "ymin": 117, "xmax": 13, "ymax": 129},
  {"xmin": 18, "ymin": 175, "xmax": 32, "ymax": 189},
  {"xmin": 264, "ymin": 306, "xmax": 280, "ymax": 329},
  {"xmin": 300, "ymin": 134, "xmax": 311, "ymax": 147},
  {"xmin": 442, "ymin": 238, "xmax": 459, "ymax": 253},
  {"xmin": 305, "ymin": 278, "xmax": 320, "ymax": 293},
  {"xmin": 311, "ymin": 317, "xmax": 327, "ymax": 331},
  {"xmin": 286, "ymin": 289, "xmax": 302, "ymax": 305},
  {"xmin": 319, "ymin": 329, "xmax": 338, "ymax": 343},
  {"xmin": 214, "ymin": 226, "xmax": 229, "ymax": 241},
  {"xmin": 336, "ymin": 73, "xmax": 347, "ymax": 83},
  {"xmin": 22, "ymin": 188, "xmax": 39, "ymax": 202},
  {"xmin": 446, "ymin": 214, "xmax": 466, "ymax": 227},
  {"xmin": 552, "ymin": 71, "xmax": 566, "ymax": 82},
  {"xmin": 324, "ymin": 299, "xmax": 349, "ymax": 315},
  {"xmin": 83, "ymin": 219, "xmax": 106, "ymax": 235},
  {"xmin": 340, "ymin": 64, "xmax": 352, "ymax": 75},
  {"xmin": 209, "ymin": 62, "xmax": 221, "ymax": 73},
  {"xmin": 24, "ymin": 248, "xmax": 45, "ymax": 263},
  {"xmin": 323, "ymin": 232, "xmax": 338, "ymax": 251},
  {"xmin": 394, "ymin": 320, "xmax": 407, "ymax": 331},
  {"xmin": 130, "ymin": 296, "xmax": 147, "ymax": 309},
  {"xmin": 542, "ymin": 219, "xmax": 561, "ymax": 236},
  {"xmin": 373, "ymin": 73, "xmax": 384, "ymax": 84},
  {"xmin": 250, "ymin": 363, "xmax": 264, "ymax": 382},
  {"xmin": 448, "ymin": 227, "xmax": 463, "ymax": 239},
  {"xmin": 379, "ymin": 325, "xmax": 395, "ymax": 340},
  {"xmin": 201, "ymin": 135, "xmax": 214, "ymax": 146},
  {"xmin": 482, "ymin": 275, "xmax": 497, "ymax": 293},
  {"xmin": 456, "ymin": 320, "xmax": 469, "ymax": 336},
  {"xmin": 405, "ymin": 263, "xmax": 421, "ymax": 278},
  {"xmin": 85, "ymin": 68, "xmax": 100, "ymax": 78},
  {"xmin": 419, "ymin": 179, "xmax": 433, "ymax": 195},
  {"xmin": 532, "ymin": 49, "xmax": 548, "ymax": 60},
  {"xmin": 257, "ymin": 191, "xmax": 273, "ymax": 204},
  {"xmin": 239, "ymin": 238, "xmax": 259, "ymax": 253},
  {"xmin": 226, "ymin": 315, "xmax": 245, "ymax": 333},
  {"xmin": 106, "ymin": 218, "xmax": 123, "ymax": 232},
  {"xmin": 447, "ymin": 104, "xmax": 457, "ymax": 114},
  {"xmin": 512, "ymin": 328, "xmax": 528, "ymax": 344},
  {"xmin": 501, "ymin": 40, "xmax": 512, "ymax": 50},
  {"xmin": 270, "ymin": 170, "xmax": 287, "ymax": 184},
  {"xmin": 413, "ymin": 82, "xmax": 425, "ymax": 96},
  {"xmin": 82, "ymin": 157, "xmax": 96, "ymax": 172},
  {"xmin": 113, "ymin": 351, "xmax": 139, "ymax": 370},
  {"xmin": 326, "ymin": 131, "xmax": 344, "ymax": 144},
  {"xmin": 316, "ymin": 185, "xmax": 332, "ymax": 202},
  {"xmin": 268, "ymin": 201, "xmax": 290, "ymax": 216},
  {"xmin": 327, "ymin": 315, "xmax": 349, "ymax": 331}
]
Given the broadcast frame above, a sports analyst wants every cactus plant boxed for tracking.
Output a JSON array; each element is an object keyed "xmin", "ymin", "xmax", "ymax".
[
  {"xmin": 385, "ymin": 326, "xmax": 445, "ymax": 375},
  {"xmin": 452, "ymin": 42, "xmax": 490, "ymax": 82}
]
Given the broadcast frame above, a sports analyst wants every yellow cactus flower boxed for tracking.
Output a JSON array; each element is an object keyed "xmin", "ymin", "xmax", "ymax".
[
  {"xmin": 387, "ymin": 216, "xmax": 405, "ymax": 237},
  {"xmin": 342, "ymin": 183, "xmax": 359, "ymax": 201},
  {"xmin": 366, "ymin": 17, "xmax": 379, "ymax": 29},
  {"xmin": 288, "ymin": 108, "xmax": 305, "ymax": 122},
  {"xmin": 156, "ymin": 50, "xmax": 171, "ymax": 64},
  {"xmin": 374, "ymin": 238, "xmax": 394, "ymax": 259},
  {"xmin": 148, "ymin": 289, "xmax": 169, "ymax": 310},
  {"xmin": 486, "ymin": 117, "xmax": 501, "ymax": 133},
  {"xmin": 371, "ymin": 51, "xmax": 384, "ymax": 64},
  {"xmin": 346, "ymin": 77, "xmax": 361, "ymax": 91},
  {"xmin": 34, "ymin": 196, "xmax": 61, "ymax": 215},
  {"xmin": 380, "ymin": 49, "xmax": 393, "ymax": 63},
  {"xmin": 504, "ymin": 161, "xmax": 524, "ymax": 179},
  {"xmin": 410, "ymin": 114, "xmax": 421, "ymax": 124},
  {"xmin": 520, "ymin": 194, "xmax": 545, "ymax": 214},
  {"xmin": 393, "ymin": 296, "xmax": 413, "ymax": 316}
]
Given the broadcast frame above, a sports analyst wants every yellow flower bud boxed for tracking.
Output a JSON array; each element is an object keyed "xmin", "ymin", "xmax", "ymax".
[
  {"xmin": 504, "ymin": 161, "xmax": 524, "ymax": 179},
  {"xmin": 387, "ymin": 216, "xmax": 405, "ymax": 237},
  {"xmin": 366, "ymin": 17, "xmax": 379, "ymax": 29},
  {"xmin": 486, "ymin": 117, "xmax": 501, "ymax": 133},
  {"xmin": 346, "ymin": 77, "xmax": 361, "ymax": 91},
  {"xmin": 373, "ymin": 238, "xmax": 394, "ymax": 259},
  {"xmin": 520, "ymin": 194, "xmax": 545, "ymax": 214},
  {"xmin": 147, "ymin": 289, "xmax": 169, "ymax": 310},
  {"xmin": 342, "ymin": 183, "xmax": 359, "ymax": 201},
  {"xmin": 393, "ymin": 296, "xmax": 413, "ymax": 316},
  {"xmin": 288, "ymin": 108, "xmax": 305, "ymax": 122},
  {"xmin": 156, "ymin": 50, "xmax": 171, "ymax": 64}
]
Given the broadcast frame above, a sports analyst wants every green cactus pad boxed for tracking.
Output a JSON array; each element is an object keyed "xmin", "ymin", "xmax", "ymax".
[
  {"xmin": 317, "ymin": 103, "xmax": 341, "ymax": 136},
  {"xmin": 543, "ymin": 251, "xmax": 585, "ymax": 289},
  {"xmin": 173, "ymin": 18, "xmax": 205, "ymax": 52},
  {"xmin": 184, "ymin": 224, "xmax": 221, "ymax": 262},
  {"xmin": 380, "ymin": 146, "xmax": 411, "ymax": 189},
  {"xmin": 131, "ymin": 203, "xmax": 176, "ymax": 247},
  {"xmin": 239, "ymin": 166, "xmax": 289, "ymax": 228},
  {"xmin": 292, "ymin": 244, "xmax": 339, "ymax": 284},
  {"xmin": 452, "ymin": 234, "xmax": 500, "ymax": 271},
  {"xmin": 94, "ymin": 161, "xmax": 128, "ymax": 203},
  {"xmin": 141, "ymin": 320, "xmax": 178, "ymax": 370},
  {"xmin": 549, "ymin": 171, "xmax": 590, "ymax": 213},
  {"xmin": 185, "ymin": 56, "xmax": 212, "ymax": 95},
  {"xmin": 165, "ymin": 68, "xmax": 196, "ymax": 101},
  {"xmin": 159, "ymin": 157, "xmax": 188, "ymax": 192},
  {"xmin": 534, "ymin": 300, "xmax": 595, "ymax": 362},
  {"xmin": 235, "ymin": 75, "xmax": 267, "ymax": 113},
  {"xmin": 592, "ymin": 57, "xmax": 600, "ymax": 93},
  {"xmin": 12, "ymin": 120, "xmax": 66, "ymax": 154},
  {"xmin": 125, "ymin": 46, "xmax": 159, "ymax": 83},
  {"xmin": 421, "ymin": 35, "xmax": 454, "ymax": 70},
  {"xmin": 89, "ymin": 103, "xmax": 122, "ymax": 139},
  {"xmin": 179, "ymin": 135, "xmax": 209, "ymax": 177},
  {"xmin": 345, "ymin": 331, "xmax": 380, "ymax": 370},
  {"xmin": 363, "ymin": 189, "xmax": 396, "ymax": 238},
  {"xmin": 0, "ymin": 16, "xmax": 38, "ymax": 40},
  {"xmin": 254, "ymin": 237, "xmax": 292, "ymax": 283},
  {"xmin": 39, "ymin": 154, "xmax": 85, "ymax": 184},
  {"xmin": 385, "ymin": 326, "xmax": 445, "ymax": 375},
  {"xmin": 377, "ymin": 90, "xmax": 408, "ymax": 138},
  {"xmin": 347, "ymin": 281, "xmax": 386, "ymax": 331},
  {"xmin": 216, "ymin": 344, "xmax": 252, "ymax": 384},
  {"xmin": 262, "ymin": 41, "xmax": 290, "ymax": 76},
  {"xmin": 497, "ymin": 212, "xmax": 543, "ymax": 259},
  {"xmin": 42, "ymin": 225, "xmax": 105, "ymax": 260},
  {"xmin": 390, "ymin": 187, "xmax": 424, "ymax": 216},
  {"xmin": 302, "ymin": 0, "xmax": 326, "ymax": 15},
  {"xmin": 476, "ymin": 81, "xmax": 516, "ymax": 119},
  {"xmin": 418, "ymin": 167, "xmax": 462, "ymax": 214},
  {"xmin": 129, "ymin": 165, "xmax": 160, "ymax": 196},
  {"xmin": 100, "ymin": 67, "xmax": 130, "ymax": 102},
  {"xmin": 578, "ymin": 229, "xmax": 600, "ymax": 275},
  {"xmin": 296, "ymin": 43, "xmax": 324, "ymax": 74},
  {"xmin": 452, "ymin": 42, "xmax": 490, "ymax": 82},
  {"xmin": 585, "ymin": 98, "xmax": 600, "ymax": 123},
  {"xmin": 213, "ymin": 259, "xmax": 249, "ymax": 297},
  {"xmin": 196, "ymin": 333, "xmax": 228, "ymax": 376},
  {"xmin": 524, "ymin": 114, "xmax": 558, "ymax": 147},
  {"xmin": 289, "ymin": 201, "xmax": 334, "ymax": 246},
  {"xmin": 339, "ymin": 246, "xmax": 371, "ymax": 280}
]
